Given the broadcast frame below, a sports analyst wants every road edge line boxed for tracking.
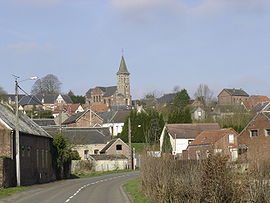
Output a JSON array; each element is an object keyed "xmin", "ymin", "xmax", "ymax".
[{"xmin": 120, "ymin": 183, "xmax": 132, "ymax": 203}]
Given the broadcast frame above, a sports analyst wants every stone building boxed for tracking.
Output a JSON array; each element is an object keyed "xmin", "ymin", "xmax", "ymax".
[
  {"xmin": 0, "ymin": 103, "xmax": 55, "ymax": 187},
  {"xmin": 85, "ymin": 56, "xmax": 132, "ymax": 107},
  {"xmin": 218, "ymin": 88, "xmax": 249, "ymax": 105}
]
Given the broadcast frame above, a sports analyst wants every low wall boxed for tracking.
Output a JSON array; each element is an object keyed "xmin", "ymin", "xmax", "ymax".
[{"xmin": 0, "ymin": 157, "xmax": 16, "ymax": 188}]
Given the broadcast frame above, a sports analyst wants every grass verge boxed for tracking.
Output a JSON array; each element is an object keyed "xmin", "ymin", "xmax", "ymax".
[
  {"xmin": 75, "ymin": 169, "xmax": 138, "ymax": 179},
  {"xmin": 0, "ymin": 187, "xmax": 28, "ymax": 198},
  {"xmin": 124, "ymin": 178, "xmax": 152, "ymax": 203}
]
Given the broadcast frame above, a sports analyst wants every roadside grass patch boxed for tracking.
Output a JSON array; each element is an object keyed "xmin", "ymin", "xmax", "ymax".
[
  {"xmin": 0, "ymin": 187, "xmax": 28, "ymax": 198},
  {"xmin": 124, "ymin": 178, "xmax": 152, "ymax": 203},
  {"xmin": 75, "ymin": 169, "xmax": 137, "ymax": 179}
]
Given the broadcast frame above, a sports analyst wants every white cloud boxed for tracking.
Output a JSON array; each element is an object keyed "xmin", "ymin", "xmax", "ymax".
[{"xmin": 0, "ymin": 42, "xmax": 56, "ymax": 54}]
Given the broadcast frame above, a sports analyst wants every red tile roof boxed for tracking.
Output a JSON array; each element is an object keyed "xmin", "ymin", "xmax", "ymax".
[
  {"xmin": 243, "ymin": 95, "xmax": 270, "ymax": 110},
  {"xmin": 91, "ymin": 104, "xmax": 109, "ymax": 113},
  {"xmin": 53, "ymin": 104, "xmax": 81, "ymax": 114},
  {"xmin": 190, "ymin": 128, "xmax": 237, "ymax": 145}
]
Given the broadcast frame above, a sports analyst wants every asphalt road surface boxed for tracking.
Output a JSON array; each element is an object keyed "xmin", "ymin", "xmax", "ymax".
[{"xmin": 0, "ymin": 171, "xmax": 140, "ymax": 203}]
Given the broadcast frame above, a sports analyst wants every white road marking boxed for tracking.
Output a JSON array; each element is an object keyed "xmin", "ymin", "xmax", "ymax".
[{"xmin": 64, "ymin": 174, "xmax": 135, "ymax": 203}]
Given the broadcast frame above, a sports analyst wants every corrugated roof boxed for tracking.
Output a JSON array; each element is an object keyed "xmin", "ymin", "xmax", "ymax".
[
  {"xmin": 166, "ymin": 123, "xmax": 220, "ymax": 139},
  {"xmin": 0, "ymin": 103, "xmax": 51, "ymax": 138},
  {"xmin": 190, "ymin": 128, "xmax": 237, "ymax": 146}
]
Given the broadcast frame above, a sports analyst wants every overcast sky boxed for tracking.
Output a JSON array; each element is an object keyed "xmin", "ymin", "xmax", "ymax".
[{"xmin": 1, "ymin": 0, "xmax": 270, "ymax": 99}]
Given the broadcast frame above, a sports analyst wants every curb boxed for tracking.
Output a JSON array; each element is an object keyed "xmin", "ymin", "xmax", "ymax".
[{"xmin": 120, "ymin": 184, "xmax": 132, "ymax": 203}]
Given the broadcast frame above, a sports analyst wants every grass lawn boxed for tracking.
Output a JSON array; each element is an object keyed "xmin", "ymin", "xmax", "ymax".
[
  {"xmin": 0, "ymin": 186, "xmax": 28, "ymax": 198},
  {"xmin": 75, "ymin": 169, "xmax": 137, "ymax": 179},
  {"xmin": 124, "ymin": 178, "xmax": 152, "ymax": 203},
  {"xmin": 132, "ymin": 143, "xmax": 147, "ymax": 154}
]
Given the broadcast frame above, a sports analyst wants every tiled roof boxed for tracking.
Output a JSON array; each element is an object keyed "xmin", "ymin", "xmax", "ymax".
[
  {"xmin": 0, "ymin": 103, "xmax": 51, "ymax": 138},
  {"xmin": 117, "ymin": 56, "xmax": 129, "ymax": 75},
  {"xmin": 223, "ymin": 88, "xmax": 249, "ymax": 97},
  {"xmin": 91, "ymin": 104, "xmax": 109, "ymax": 113},
  {"xmin": 53, "ymin": 104, "xmax": 82, "ymax": 114},
  {"xmin": 243, "ymin": 95, "xmax": 270, "ymax": 110},
  {"xmin": 189, "ymin": 128, "xmax": 237, "ymax": 146},
  {"xmin": 262, "ymin": 111, "xmax": 270, "ymax": 120},
  {"xmin": 97, "ymin": 111, "xmax": 116, "ymax": 123},
  {"xmin": 252, "ymin": 101, "xmax": 270, "ymax": 112},
  {"xmin": 89, "ymin": 154, "xmax": 128, "ymax": 161},
  {"xmin": 166, "ymin": 123, "xmax": 220, "ymax": 139}
]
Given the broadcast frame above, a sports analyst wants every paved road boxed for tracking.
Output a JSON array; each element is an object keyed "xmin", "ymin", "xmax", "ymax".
[{"xmin": 0, "ymin": 171, "xmax": 140, "ymax": 203}]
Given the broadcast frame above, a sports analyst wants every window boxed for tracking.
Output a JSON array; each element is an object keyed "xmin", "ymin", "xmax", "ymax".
[
  {"xmin": 188, "ymin": 140, "xmax": 193, "ymax": 144},
  {"xmin": 228, "ymin": 134, "xmax": 234, "ymax": 144},
  {"xmin": 94, "ymin": 149, "xmax": 99, "ymax": 154},
  {"xmin": 214, "ymin": 149, "xmax": 222, "ymax": 153},
  {"xmin": 84, "ymin": 150, "xmax": 89, "ymax": 159},
  {"xmin": 116, "ymin": 145, "xmax": 122, "ymax": 151},
  {"xmin": 265, "ymin": 129, "xmax": 270, "ymax": 137},
  {"xmin": 206, "ymin": 150, "xmax": 210, "ymax": 158},
  {"xmin": 250, "ymin": 130, "xmax": 258, "ymax": 137}
]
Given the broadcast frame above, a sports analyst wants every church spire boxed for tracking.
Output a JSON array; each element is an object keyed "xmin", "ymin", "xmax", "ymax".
[{"xmin": 117, "ymin": 56, "xmax": 130, "ymax": 75}]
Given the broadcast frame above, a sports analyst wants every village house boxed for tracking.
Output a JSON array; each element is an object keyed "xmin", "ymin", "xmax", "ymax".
[
  {"xmin": 191, "ymin": 106, "xmax": 206, "ymax": 121},
  {"xmin": 218, "ymin": 88, "xmax": 249, "ymax": 105},
  {"xmin": 100, "ymin": 138, "xmax": 130, "ymax": 158},
  {"xmin": 7, "ymin": 94, "xmax": 73, "ymax": 112},
  {"xmin": 183, "ymin": 128, "xmax": 238, "ymax": 161},
  {"xmin": 160, "ymin": 123, "xmax": 220, "ymax": 155},
  {"xmin": 238, "ymin": 111, "xmax": 270, "ymax": 164},
  {"xmin": 99, "ymin": 110, "xmax": 131, "ymax": 136},
  {"xmin": 0, "ymin": 103, "xmax": 55, "ymax": 187},
  {"xmin": 85, "ymin": 56, "xmax": 132, "ymax": 108},
  {"xmin": 62, "ymin": 109, "xmax": 103, "ymax": 128},
  {"xmin": 52, "ymin": 103, "xmax": 84, "ymax": 118}
]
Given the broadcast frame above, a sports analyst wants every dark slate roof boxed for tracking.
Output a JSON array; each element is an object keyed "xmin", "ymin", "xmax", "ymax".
[
  {"xmin": 85, "ymin": 86, "xmax": 117, "ymax": 98},
  {"xmin": 32, "ymin": 119, "xmax": 56, "ymax": 127},
  {"xmin": 6, "ymin": 94, "xmax": 25, "ymax": 102},
  {"xmin": 252, "ymin": 101, "xmax": 270, "ymax": 112},
  {"xmin": 97, "ymin": 111, "xmax": 116, "ymax": 123},
  {"xmin": 102, "ymin": 86, "xmax": 117, "ymax": 97},
  {"xmin": 89, "ymin": 154, "xmax": 128, "ymax": 161},
  {"xmin": 0, "ymin": 103, "xmax": 51, "ymax": 138},
  {"xmin": 166, "ymin": 123, "xmax": 220, "ymax": 139},
  {"xmin": 223, "ymin": 88, "xmax": 249, "ymax": 97},
  {"xmin": 17, "ymin": 94, "xmax": 73, "ymax": 106},
  {"xmin": 100, "ymin": 139, "xmax": 117, "ymax": 153},
  {"xmin": 157, "ymin": 93, "xmax": 176, "ymax": 104},
  {"xmin": 62, "ymin": 129, "xmax": 110, "ymax": 145},
  {"xmin": 110, "ymin": 110, "xmax": 130, "ymax": 123},
  {"xmin": 117, "ymin": 56, "xmax": 130, "ymax": 75}
]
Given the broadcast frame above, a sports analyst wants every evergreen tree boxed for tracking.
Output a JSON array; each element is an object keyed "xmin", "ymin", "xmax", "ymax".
[{"xmin": 173, "ymin": 89, "xmax": 190, "ymax": 109}]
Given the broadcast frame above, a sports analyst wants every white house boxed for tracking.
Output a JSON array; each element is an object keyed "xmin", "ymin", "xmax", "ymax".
[{"xmin": 160, "ymin": 123, "xmax": 220, "ymax": 155}]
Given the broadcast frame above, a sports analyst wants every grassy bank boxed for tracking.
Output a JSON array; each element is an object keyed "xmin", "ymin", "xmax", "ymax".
[
  {"xmin": 124, "ymin": 178, "xmax": 152, "ymax": 203},
  {"xmin": 0, "ymin": 186, "xmax": 28, "ymax": 198}
]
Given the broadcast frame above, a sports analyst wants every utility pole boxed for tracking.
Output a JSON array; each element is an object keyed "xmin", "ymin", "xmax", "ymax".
[
  {"xmin": 14, "ymin": 76, "xmax": 20, "ymax": 187},
  {"xmin": 128, "ymin": 117, "xmax": 132, "ymax": 169}
]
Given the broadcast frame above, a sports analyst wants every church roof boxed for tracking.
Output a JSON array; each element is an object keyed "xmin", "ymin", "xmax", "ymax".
[{"xmin": 117, "ymin": 56, "xmax": 129, "ymax": 75}]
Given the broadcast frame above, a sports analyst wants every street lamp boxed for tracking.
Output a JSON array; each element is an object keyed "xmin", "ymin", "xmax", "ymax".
[{"xmin": 13, "ymin": 75, "xmax": 38, "ymax": 186}]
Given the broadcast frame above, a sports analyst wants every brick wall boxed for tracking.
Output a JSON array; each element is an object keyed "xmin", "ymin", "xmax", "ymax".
[{"xmin": 238, "ymin": 113, "xmax": 270, "ymax": 164}]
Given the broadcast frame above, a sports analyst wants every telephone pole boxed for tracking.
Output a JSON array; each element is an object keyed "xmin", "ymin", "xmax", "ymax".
[
  {"xmin": 128, "ymin": 117, "xmax": 132, "ymax": 169},
  {"xmin": 14, "ymin": 76, "xmax": 20, "ymax": 186}
]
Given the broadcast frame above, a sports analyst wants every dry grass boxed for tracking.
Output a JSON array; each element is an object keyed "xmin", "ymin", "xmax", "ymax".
[{"xmin": 141, "ymin": 152, "xmax": 270, "ymax": 203}]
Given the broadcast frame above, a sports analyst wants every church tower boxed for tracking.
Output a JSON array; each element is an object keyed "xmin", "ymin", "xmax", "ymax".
[{"xmin": 116, "ymin": 56, "xmax": 131, "ymax": 105}]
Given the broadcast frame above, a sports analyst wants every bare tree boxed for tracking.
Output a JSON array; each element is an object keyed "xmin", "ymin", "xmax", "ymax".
[
  {"xmin": 194, "ymin": 84, "xmax": 213, "ymax": 106},
  {"xmin": 0, "ymin": 86, "xmax": 7, "ymax": 101},
  {"xmin": 31, "ymin": 74, "xmax": 62, "ymax": 95}
]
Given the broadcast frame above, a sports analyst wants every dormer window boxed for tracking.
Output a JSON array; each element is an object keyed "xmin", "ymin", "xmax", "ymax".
[{"xmin": 265, "ymin": 129, "xmax": 270, "ymax": 137}]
